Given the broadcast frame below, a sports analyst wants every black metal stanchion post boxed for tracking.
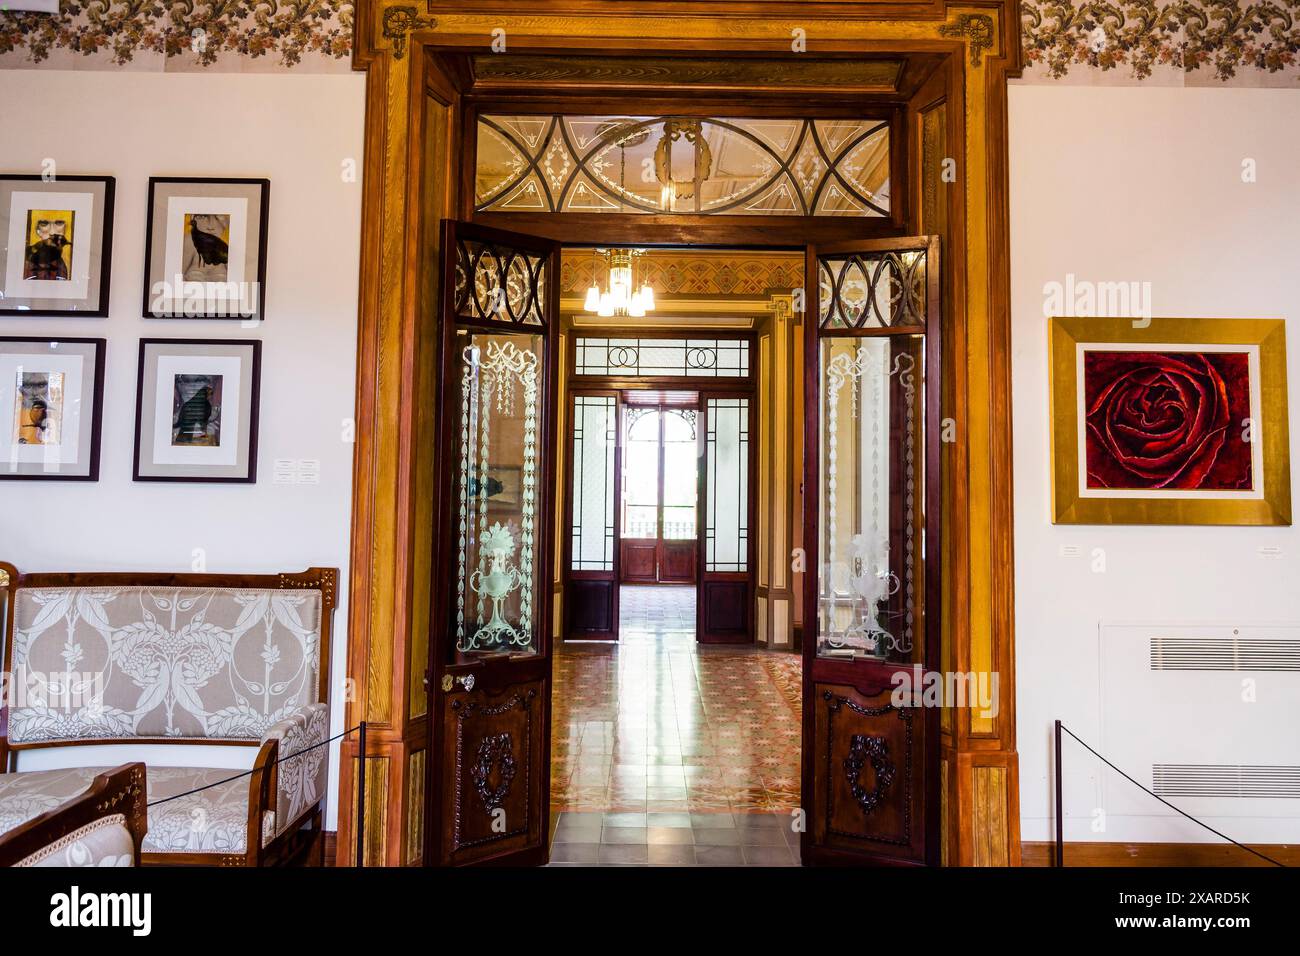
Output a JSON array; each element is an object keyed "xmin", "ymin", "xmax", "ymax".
[
  {"xmin": 356, "ymin": 720, "xmax": 367, "ymax": 867},
  {"xmin": 1054, "ymin": 719, "xmax": 1064, "ymax": 868}
]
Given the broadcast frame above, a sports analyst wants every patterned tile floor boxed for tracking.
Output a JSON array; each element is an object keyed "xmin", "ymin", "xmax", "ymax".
[{"xmin": 550, "ymin": 585, "xmax": 803, "ymax": 865}]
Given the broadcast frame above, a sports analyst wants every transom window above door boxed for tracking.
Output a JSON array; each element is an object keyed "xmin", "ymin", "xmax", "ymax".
[
  {"xmin": 574, "ymin": 336, "xmax": 751, "ymax": 378},
  {"xmin": 476, "ymin": 114, "xmax": 890, "ymax": 217}
]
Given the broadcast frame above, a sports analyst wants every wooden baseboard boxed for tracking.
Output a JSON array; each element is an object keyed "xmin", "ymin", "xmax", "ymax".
[
  {"xmin": 1023, "ymin": 841, "xmax": 1299, "ymax": 867},
  {"xmin": 324, "ymin": 831, "xmax": 338, "ymax": 867}
]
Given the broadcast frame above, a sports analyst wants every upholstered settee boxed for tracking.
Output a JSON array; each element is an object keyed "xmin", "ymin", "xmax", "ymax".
[
  {"xmin": 0, "ymin": 763, "xmax": 146, "ymax": 867},
  {"xmin": 0, "ymin": 564, "xmax": 337, "ymax": 866}
]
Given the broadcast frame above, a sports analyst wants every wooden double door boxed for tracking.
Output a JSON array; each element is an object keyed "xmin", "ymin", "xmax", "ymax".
[
  {"xmin": 619, "ymin": 401, "xmax": 699, "ymax": 586},
  {"xmin": 426, "ymin": 221, "xmax": 940, "ymax": 868}
]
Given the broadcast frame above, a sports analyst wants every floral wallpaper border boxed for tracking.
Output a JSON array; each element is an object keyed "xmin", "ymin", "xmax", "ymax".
[
  {"xmin": 0, "ymin": 1, "xmax": 355, "ymax": 71},
  {"xmin": 1022, "ymin": 0, "xmax": 1300, "ymax": 82},
  {"xmin": 0, "ymin": 0, "xmax": 1297, "ymax": 82}
]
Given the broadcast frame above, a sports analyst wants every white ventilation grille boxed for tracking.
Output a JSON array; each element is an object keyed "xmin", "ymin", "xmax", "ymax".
[
  {"xmin": 1153, "ymin": 764, "xmax": 1300, "ymax": 799},
  {"xmin": 1150, "ymin": 636, "xmax": 1300, "ymax": 671},
  {"xmin": 1101, "ymin": 623, "xmax": 1300, "ymax": 836}
]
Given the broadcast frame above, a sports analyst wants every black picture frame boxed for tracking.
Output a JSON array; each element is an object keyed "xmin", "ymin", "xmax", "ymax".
[
  {"xmin": 133, "ymin": 337, "xmax": 262, "ymax": 483},
  {"xmin": 0, "ymin": 335, "xmax": 106, "ymax": 481},
  {"xmin": 141, "ymin": 177, "xmax": 270, "ymax": 321},
  {"xmin": 0, "ymin": 174, "xmax": 115, "ymax": 318}
]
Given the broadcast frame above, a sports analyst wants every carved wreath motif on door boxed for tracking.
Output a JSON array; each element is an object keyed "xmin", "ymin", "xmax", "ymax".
[
  {"xmin": 471, "ymin": 733, "xmax": 518, "ymax": 812},
  {"xmin": 844, "ymin": 733, "xmax": 895, "ymax": 815}
]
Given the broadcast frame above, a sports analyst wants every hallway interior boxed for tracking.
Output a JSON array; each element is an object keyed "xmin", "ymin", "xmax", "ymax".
[{"xmin": 549, "ymin": 585, "xmax": 803, "ymax": 864}]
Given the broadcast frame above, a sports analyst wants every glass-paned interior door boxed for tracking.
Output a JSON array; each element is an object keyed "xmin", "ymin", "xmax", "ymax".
[
  {"xmin": 565, "ymin": 391, "xmax": 619, "ymax": 640},
  {"xmin": 619, "ymin": 403, "xmax": 699, "ymax": 585},
  {"xmin": 428, "ymin": 220, "xmax": 559, "ymax": 866},
  {"xmin": 698, "ymin": 393, "xmax": 752, "ymax": 643},
  {"xmin": 802, "ymin": 236, "xmax": 941, "ymax": 866}
]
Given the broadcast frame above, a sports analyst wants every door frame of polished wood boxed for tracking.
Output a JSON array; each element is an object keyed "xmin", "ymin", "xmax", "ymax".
[{"xmin": 343, "ymin": 2, "xmax": 1022, "ymax": 866}]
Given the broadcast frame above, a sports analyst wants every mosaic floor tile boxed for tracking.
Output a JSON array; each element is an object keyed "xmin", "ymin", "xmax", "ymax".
[{"xmin": 549, "ymin": 585, "xmax": 803, "ymax": 865}]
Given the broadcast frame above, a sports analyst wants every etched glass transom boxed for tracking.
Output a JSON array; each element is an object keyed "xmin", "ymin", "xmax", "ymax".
[{"xmin": 477, "ymin": 115, "xmax": 890, "ymax": 217}]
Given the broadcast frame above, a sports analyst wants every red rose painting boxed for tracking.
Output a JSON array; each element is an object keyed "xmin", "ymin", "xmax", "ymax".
[{"xmin": 1082, "ymin": 350, "xmax": 1253, "ymax": 491}]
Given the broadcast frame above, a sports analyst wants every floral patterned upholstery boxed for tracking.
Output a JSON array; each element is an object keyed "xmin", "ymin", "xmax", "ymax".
[
  {"xmin": 263, "ymin": 702, "xmax": 330, "ymax": 841},
  {"xmin": 8, "ymin": 586, "xmax": 323, "ymax": 744},
  {"xmin": 16, "ymin": 815, "xmax": 135, "ymax": 867},
  {"xmin": 0, "ymin": 765, "xmax": 257, "ymax": 854}
]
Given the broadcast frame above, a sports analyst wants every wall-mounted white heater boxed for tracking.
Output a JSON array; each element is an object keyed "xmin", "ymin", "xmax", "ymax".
[{"xmin": 1100, "ymin": 622, "xmax": 1300, "ymax": 840}]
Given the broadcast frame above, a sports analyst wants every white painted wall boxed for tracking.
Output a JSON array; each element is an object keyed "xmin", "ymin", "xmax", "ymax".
[
  {"xmin": 1009, "ymin": 85, "xmax": 1300, "ymax": 843},
  {"xmin": 0, "ymin": 70, "xmax": 366, "ymax": 828}
]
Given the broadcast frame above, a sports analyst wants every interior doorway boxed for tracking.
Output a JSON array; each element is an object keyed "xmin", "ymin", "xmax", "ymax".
[
  {"xmin": 619, "ymin": 396, "xmax": 699, "ymax": 587},
  {"xmin": 561, "ymin": 296, "xmax": 762, "ymax": 646}
]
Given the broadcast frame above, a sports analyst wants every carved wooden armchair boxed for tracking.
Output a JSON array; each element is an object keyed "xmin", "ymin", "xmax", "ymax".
[{"xmin": 0, "ymin": 762, "xmax": 146, "ymax": 867}]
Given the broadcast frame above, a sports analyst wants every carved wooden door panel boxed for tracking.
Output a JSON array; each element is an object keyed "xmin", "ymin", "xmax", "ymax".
[
  {"xmin": 802, "ymin": 237, "xmax": 941, "ymax": 865},
  {"xmin": 427, "ymin": 221, "xmax": 559, "ymax": 866}
]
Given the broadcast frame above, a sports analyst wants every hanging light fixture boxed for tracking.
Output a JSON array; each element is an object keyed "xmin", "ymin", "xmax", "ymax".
[{"xmin": 584, "ymin": 248, "xmax": 656, "ymax": 318}]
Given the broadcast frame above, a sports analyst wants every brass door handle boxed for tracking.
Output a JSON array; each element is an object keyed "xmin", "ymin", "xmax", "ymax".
[{"xmin": 440, "ymin": 673, "xmax": 476, "ymax": 693}]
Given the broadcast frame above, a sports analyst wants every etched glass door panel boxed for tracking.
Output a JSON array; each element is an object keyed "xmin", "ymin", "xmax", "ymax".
[
  {"xmin": 816, "ymin": 335, "xmax": 924, "ymax": 664},
  {"xmin": 452, "ymin": 330, "xmax": 545, "ymax": 655}
]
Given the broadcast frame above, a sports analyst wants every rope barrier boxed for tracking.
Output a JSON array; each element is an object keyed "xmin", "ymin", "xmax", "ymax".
[
  {"xmin": 1056, "ymin": 720, "xmax": 1286, "ymax": 868},
  {"xmin": 145, "ymin": 723, "xmax": 363, "ymax": 809}
]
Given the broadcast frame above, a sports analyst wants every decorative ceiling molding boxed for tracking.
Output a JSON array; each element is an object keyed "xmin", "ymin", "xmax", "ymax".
[{"xmin": 1021, "ymin": 0, "xmax": 1300, "ymax": 85}]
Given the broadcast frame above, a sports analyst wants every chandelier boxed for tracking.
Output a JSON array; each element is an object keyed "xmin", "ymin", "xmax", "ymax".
[{"xmin": 583, "ymin": 248, "xmax": 656, "ymax": 318}]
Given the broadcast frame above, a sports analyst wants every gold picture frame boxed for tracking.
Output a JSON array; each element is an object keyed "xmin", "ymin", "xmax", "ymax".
[{"xmin": 1050, "ymin": 316, "xmax": 1291, "ymax": 525}]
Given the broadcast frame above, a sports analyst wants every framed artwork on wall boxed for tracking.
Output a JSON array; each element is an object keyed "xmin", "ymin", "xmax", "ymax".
[
  {"xmin": 0, "ymin": 175, "xmax": 115, "ymax": 317},
  {"xmin": 1050, "ymin": 316, "xmax": 1291, "ymax": 526},
  {"xmin": 0, "ymin": 336, "xmax": 105, "ymax": 480},
  {"xmin": 142, "ymin": 177, "xmax": 269, "ymax": 321},
  {"xmin": 134, "ymin": 338, "xmax": 261, "ymax": 482}
]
